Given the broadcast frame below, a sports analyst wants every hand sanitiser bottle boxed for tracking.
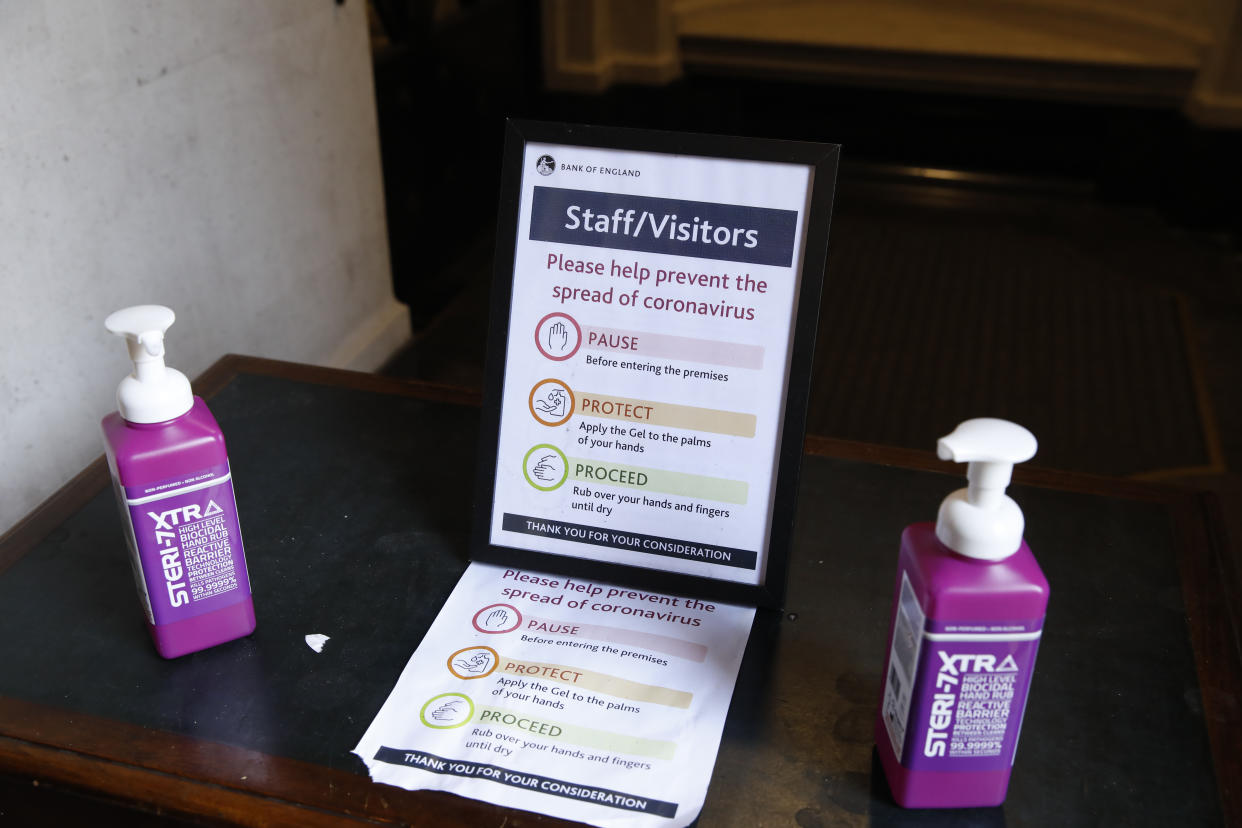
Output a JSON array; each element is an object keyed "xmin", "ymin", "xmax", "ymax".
[
  {"xmin": 875, "ymin": 418, "xmax": 1048, "ymax": 808},
  {"xmin": 100, "ymin": 305, "xmax": 255, "ymax": 658}
]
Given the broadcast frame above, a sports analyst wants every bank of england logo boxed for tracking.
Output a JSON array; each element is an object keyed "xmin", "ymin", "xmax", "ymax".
[{"xmin": 536, "ymin": 154, "xmax": 555, "ymax": 176}]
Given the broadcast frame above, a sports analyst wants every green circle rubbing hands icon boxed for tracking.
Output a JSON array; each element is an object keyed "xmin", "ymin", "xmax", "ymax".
[
  {"xmin": 420, "ymin": 692, "xmax": 475, "ymax": 729},
  {"xmin": 524, "ymin": 444, "xmax": 568, "ymax": 491}
]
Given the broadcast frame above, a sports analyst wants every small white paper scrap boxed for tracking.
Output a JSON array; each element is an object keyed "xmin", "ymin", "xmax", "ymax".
[
  {"xmin": 305, "ymin": 633, "xmax": 330, "ymax": 653},
  {"xmin": 354, "ymin": 562, "xmax": 755, "ymax": 828}
]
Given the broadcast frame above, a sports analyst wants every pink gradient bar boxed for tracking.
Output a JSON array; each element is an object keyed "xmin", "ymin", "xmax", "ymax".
[
  {"xmin": 584, "ymin": 326, "xmax": 764, "ymax": 370},
  {"xmin": 524, "ymin": 616, "xmax": 708, "ymax": 662}
]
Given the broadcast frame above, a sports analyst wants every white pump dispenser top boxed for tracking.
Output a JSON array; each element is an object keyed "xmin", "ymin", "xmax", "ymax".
[
  {"xmin": 104, "ymin": 305, "xmax": 194, "ymax": 424},
  {"xmin": 934, "ymin": 418, "xmax": 1037, "ymax": 561}
]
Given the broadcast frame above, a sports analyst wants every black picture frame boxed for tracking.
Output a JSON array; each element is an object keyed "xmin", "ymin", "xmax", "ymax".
[{"xmin": 470, "ymin": 119, "xmax": 838, "ymax": 608}]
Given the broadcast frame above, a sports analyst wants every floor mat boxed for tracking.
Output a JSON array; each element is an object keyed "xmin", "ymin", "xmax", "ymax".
[{"xmin": 806, "ymin": 203, "xmax": 1214, "ymax": 476}]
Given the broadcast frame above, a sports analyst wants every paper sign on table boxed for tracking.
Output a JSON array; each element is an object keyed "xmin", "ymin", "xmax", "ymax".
[{"xmin": 354, "ymin": 562, "xmax": 755, "ymax": 827}]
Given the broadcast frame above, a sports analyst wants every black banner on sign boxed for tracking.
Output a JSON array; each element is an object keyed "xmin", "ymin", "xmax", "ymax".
[
  {"xmin": 502, "ymin": 513, "xmax": 758, "ymax": 571},
  {"xmin": 373, "ymin": 747, "xmax": 679, "ymax": 817},
  {"xmin": 529, "ymin": 186, "xmax": 799, "ymax": 267}
]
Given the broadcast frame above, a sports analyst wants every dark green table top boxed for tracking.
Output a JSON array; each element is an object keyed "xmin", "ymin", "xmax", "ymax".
[{"xmin": 0, "ymin": 356, "xmax": 1237, "ymax": 827}]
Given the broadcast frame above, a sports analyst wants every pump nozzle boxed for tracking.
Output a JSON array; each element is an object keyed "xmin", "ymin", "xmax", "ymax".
[
  {"xmin": 138, "ymin": 330, "xmax": 165, "ymax": 358},
  {"xmin": 935, "ymin": 418, "xmax": 1037, "ymax": 560},
  {"xmin": 105, "ymin": 305, "xmax": 193, "ymax": 423}
]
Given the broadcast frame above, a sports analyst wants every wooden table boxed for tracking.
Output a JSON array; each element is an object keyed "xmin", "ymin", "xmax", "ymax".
[{"xmin": 1, "ymin": 356, "xmax": 1238, "ymax": 826}]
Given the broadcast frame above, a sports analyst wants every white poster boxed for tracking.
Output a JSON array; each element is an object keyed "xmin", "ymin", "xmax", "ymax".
[
  {"xmin": 488, "ymin": 142, "xmax": 815, "ymax": 586},
  {"xmin": 354, "ymin": 562, "xmax": 755, "ymax": 828}
]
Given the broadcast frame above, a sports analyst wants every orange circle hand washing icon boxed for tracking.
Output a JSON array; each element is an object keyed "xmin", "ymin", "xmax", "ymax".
[
  {"xmin": 447, "ymin": 646, "xmax": 499, "ymax": 679},
  {"xmin": 529, "ymin": 379, "xmax": 574, "ymax": 426}
]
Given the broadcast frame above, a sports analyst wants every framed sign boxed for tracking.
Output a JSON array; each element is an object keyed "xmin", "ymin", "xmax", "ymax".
[{"xmin": 471, "ymin": 120, "xmax": 838, "ymax": 607}]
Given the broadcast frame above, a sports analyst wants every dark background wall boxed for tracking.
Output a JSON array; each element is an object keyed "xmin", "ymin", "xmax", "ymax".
[{"xmin": 370, "ymin": 0, "xmax": 1242, "ymax": 327}]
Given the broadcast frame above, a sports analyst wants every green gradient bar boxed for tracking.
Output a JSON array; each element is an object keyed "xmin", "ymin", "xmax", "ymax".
[
  {"xmin": 568, "ymin": 457, "xmax": 747, "ymax": 505},
  {"xmin": 478, "ymin": 706, "xmax": 676, "ymax": 760}
]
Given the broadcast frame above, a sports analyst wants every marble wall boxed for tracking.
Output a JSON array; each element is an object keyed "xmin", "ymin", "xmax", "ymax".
[{"xmin": 0, "ymin": 0, "xmax": 408, "ymax": 534}]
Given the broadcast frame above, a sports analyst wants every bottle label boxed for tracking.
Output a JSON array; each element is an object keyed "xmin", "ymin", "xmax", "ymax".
[
  {"xmin": 881, "ymin": 571, "xmax": 1042, "ymax": 772},
  {"xmin": 120, "ymin": 463, "xmax": 251, "ymax": 626}
]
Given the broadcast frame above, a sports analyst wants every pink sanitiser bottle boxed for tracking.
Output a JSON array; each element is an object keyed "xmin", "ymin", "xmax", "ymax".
[
  {"xmin": 101, "ymin": 305, "xmax": 255, "ymax": 658},
  {"xmin": 876, "ymin": 418, "xmax": 1048, "ymax": 807}
]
